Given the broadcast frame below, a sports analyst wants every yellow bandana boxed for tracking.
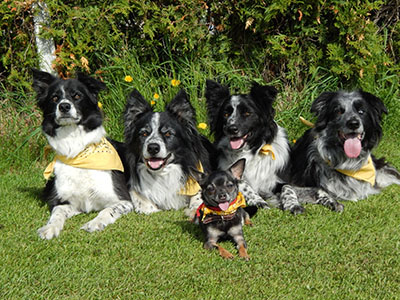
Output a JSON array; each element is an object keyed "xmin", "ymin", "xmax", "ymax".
[
  {"xmin": 336, "ymin": 156, "xmax": 376, "ymax": 186},
  {"xmin": 179, "ymin": 162, "xmax": 204, "ymax": 196},
  {"xmin": 197, "ymin": 191, "xmax": 247, "ymax": 221},
  {"xmin": 259, "ymin": 144, "xmax": 276, "ymax": 160},
  {"xmin": 43, "ymin": 137, "xmax": 124, "ymax": 180}
]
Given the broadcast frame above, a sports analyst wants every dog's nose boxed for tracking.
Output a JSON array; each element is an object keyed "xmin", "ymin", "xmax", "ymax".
[
  {"xmin": 346, "ymin": 118, "xmax": 360, "ymax": 130},
  {"xmin": 219, "ymin": 194, "xmax": 227, "ymax": 201},
  {"xmin": 59, "ymin": 102, "xmax": 71, "ymax": 113},
  {"xmin": 147, "ymin": 143, "xmax": 160, "ymax": 155},
  {"xmin": 227, "ymin": 125, "xmax": 239, "ymax": 135}
]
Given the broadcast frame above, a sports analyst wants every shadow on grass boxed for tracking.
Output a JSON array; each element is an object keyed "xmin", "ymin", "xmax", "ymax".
[
  {"xmin": 174, "ymin": 219, "xmax": 203, "ymax": 243},
  {"xmin": 18, "ymin": 186, "xmax": 47, "ymax": 207}
]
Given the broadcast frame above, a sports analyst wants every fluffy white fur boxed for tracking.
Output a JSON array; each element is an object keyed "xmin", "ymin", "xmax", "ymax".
[
  {"xmin": 38, "ymin": 125, "xmax": 133, "ymax": 239},
  {"xmin": 130, "ymin": 163, "xmax": 188, "ymax": 213},
  {"xmin": 217, "ymin": 125, "xmax": 290, "ymax": 198}
]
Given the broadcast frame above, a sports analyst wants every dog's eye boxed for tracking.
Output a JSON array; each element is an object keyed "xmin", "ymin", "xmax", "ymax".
[
  {"xmin": 224, "ymin": 112, "xmax": 230, "ymax": 118},
  {"xmin": 206, "ymin": 186, "xmax": 215, "ymax": 194},
  {"xmin": 73, "ymin": 94, "xmax": 81, "ymax": 100},
  {"xmin": 243, "ymin": 112, "xmax": 251, "ymax": 117},
  {"xmin": 358, "ymin": 109, "xmax": 364, "ymax": 115},
  {"xmin": 335, "ymin": 107, "xmax": 344, "ymax": 116},
  {"xmin": 164, "ymin": 131, "xmax": 171, "ymax": 137},
  {"xmin": 227, "ymin": 183, "xmax": 234, "ymax": 189},
  {"xmin": 52, "ymin": 96, "xmax": 58, "ymax": 103}
]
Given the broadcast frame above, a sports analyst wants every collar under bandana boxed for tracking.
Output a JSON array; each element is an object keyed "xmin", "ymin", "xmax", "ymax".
[
  {"xmin": 43, "ymin": 137, "xmax": 124, "ymax": 180},
  {"xmin": 335, "ymin": 156, "xmax": 376, "ymax": 186},
  {"xmin": 179, "ymin": 162, "xmax": 204, "ymax": 196},
  {"xmin": 196, "ymin": 191, "xmax": 247, "ymax": 222},
  {"xmin": 259, "ymin": 144, "xmax": 275, "ymax": 160}
]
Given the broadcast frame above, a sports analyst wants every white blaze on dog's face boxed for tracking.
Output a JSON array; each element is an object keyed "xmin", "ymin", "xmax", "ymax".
[
  {"xmin": 140, "ymin": 113, "xmax": 174, "ymax": 171},
  {"xmin": 334, "ymin": 93, "xmax": 366, "ymax": 158},
  {"xmin": 54, "ymin": 85, "xmax": 82, "ymax": 125}
]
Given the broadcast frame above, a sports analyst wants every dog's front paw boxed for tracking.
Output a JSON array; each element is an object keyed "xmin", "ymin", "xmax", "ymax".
[
  {"xmin": 38, "ymin": 224, "xmax": 61, "ymax": 240},
  {"xmin": 330, "ymin": 201, "xmax": 344, "ymax": 213},
  {"xmin": 290, "ymin": 205, "xmax": 305, "ymax": 215},
  {"xmin": 81, "ymin": 219, "xmax": 106, "ymax": 233}
]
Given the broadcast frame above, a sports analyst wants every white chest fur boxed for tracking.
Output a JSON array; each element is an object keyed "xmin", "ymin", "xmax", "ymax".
[
  {"xmin": 133, "ymin": 163, "xmax": 188, "ymax": 210},
  {"xmin": 218, "ymin": 126, "xmax": 290, "ymax": 196},
  {"xmin": 53, "ymin": 163, "xmax": 120, "ymax": 212}
]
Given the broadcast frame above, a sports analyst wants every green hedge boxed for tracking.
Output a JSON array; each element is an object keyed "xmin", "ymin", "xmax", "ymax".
[{"xmin": 1, "ymin": 0, "xmax": 399, "ymax": 92}]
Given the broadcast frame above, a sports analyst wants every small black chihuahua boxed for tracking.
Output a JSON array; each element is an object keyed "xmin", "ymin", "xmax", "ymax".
[{"xmin": 193, "ymin": 159, "xmax": 252, "ymax": 260}]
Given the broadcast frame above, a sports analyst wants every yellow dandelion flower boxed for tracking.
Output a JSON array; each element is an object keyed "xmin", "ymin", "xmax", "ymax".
[
  {"xmin": 171, "ymin": 79, "xmax": 181, "ymax": 87},
  {"xmin": 153, "ymin": 93, "xmax": 160, "ymax": 100},
  {"xmin": 151, "ymin": 100, "xmax": 156, "ymax": 106},
  {"xmin": 98, "ymin": 102, "xmax": 103, "ymax": 109},
  {"xmin": 124, "ymin": 75, "xmax": 133, "ymax": 82},
  {"xmin": 197, "ymin": 123, "xmax": 208, "ymax": 130},
  {"xmin": 292, "ymin": 139, "xmax": 296, "ymax": 144}
]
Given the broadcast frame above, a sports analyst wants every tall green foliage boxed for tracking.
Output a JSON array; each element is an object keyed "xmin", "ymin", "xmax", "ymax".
[{"xmin": 0, "ymin": 0, "xmax": 399, "ymax": 93}]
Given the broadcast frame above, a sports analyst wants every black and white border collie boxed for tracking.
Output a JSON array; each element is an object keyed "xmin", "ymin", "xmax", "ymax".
[
  {"xmin": 281, "ymin": 90, "xmax": 400, "ymax": 214},
  {"xmin": 205, "ymin": 80, "xmax": 290, "ymax": 204},
  {"xmin": 33, "ymin": 69, "xmax": 133, "ymax": 239},
  {"xmin": 123, "ymin": 89, "xmax": 211, "ymax": 214}
]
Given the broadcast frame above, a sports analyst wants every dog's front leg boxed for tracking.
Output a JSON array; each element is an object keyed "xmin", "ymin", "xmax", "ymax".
[
  {"xmin": 130, "ymin": 191, "xmax": 160, "ymax": 214},
  {"xmin": 81, "ymin": 200, "xmax": 134, "ymax": 232},
  {"xmin": 315, "ymin": 189, "xmax": 344, "ymax": 212},
  {"xmin": 238, "ymin": 181, "xmax": 270, "ymax": 209},
  {"xmin": 228, "ymin": 225, "xmax": 249, "ymax": 261},
  {"xmin": 280, "ymin": 184, "xmax": 305, "ymax": 215},
  {"xmin": 38, "ymin": 204, "xmax": 81, "ymax": 240}
]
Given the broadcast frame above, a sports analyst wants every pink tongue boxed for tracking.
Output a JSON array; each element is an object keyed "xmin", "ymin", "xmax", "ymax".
[
  {"xmin": 230, "ymin": 138, "xmax": 244, "ymax": 150},
  {"xmin": 218, "ymin": 202, "xmax": 230, "ymax": 211},
  {"xmin": 344, "ymin": 138, "xmax": 362, "ymax": 158},
  {"xmin": 148, "ymin": 159, "xmax": 164, "ymax": 169}
]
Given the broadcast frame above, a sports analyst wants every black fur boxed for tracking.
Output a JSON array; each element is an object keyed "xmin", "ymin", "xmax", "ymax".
[
  {"xmin": 32, "ymin": 69, "xmax": 132, "ymax": 239},
  {"xmin": 123, "ymin": 88, "xmax": 211, "ymax": 213},
  {"xmin": 195, "ymin": 159, "xmax": 251, "ymax": 260},
  {"xmin": 205, "ymin": 79, "xmax": 290, "ymax": 203},
  {"xmin": 281, "ymin": 90, "xmax": 400, "ymax": 214}
]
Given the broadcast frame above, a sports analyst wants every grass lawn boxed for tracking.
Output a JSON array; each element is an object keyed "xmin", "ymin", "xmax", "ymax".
[
  {"xmin": 1, "ymin": 59, "xmax": 400, "ymax": 299},
  {"xmin": 1, "ymin": 121, "xmax": 400, "ymax": 300}
]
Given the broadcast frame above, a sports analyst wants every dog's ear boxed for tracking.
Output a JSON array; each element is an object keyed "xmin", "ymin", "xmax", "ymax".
[
  {"xmin": 311, "ymin": 92, "xmax": 336, "ymax": 130},
  {"xmin": 190, "ymin": 167, "xmax": 207, "ymax": 185},
  {"xmin": 310, "ymin": 92, "xmax": 336, "ymax": 116},
  {"xmin": 166, "ymin": 89, "xmax": 196, "ymax": 126},
  {"xmin": 32, "ymin": 68, "xmax": 57, "ymax": 101},
  {"xmin": 124, "ymin": 89, "xmax": 152, "ymax": 143},
  {"xmin": 250, "ymin": 82, "xmax": 278, "ymax": 103},
  {"xmin": 205, "ymin": 79, "xmax": 231, "ymax": 132},
  {"xmin": 229, "ymin": 158, "xmax": 246, "ymax": 180},
  {"xmin": 77, "ymin": 72, "xmax": 106, "ymax": 104},
  {"xmin": 250, "ymin": 82, "xmax": 278, "ymax": 118},
  {"xmin": 359, "ymin": 90, "xmax": 388, "ymax": 120}
]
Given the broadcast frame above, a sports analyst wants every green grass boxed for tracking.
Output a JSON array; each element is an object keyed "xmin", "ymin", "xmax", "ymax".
[{"xmin": 1, "ymin": 56, "xmax": 400, "ymax": 299}]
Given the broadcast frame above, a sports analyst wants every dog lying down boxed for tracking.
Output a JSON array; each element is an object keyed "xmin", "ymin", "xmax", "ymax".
[
  {"xmin": 33, "ymin": 69, "xmax": 133, "ymax": 239},
  {"xmin": 281, "ymin": 90, "xmax": 400, "ymax": 214}
]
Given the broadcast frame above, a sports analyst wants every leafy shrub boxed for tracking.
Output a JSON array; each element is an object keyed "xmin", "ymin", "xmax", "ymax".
[{"xmin": 0, "ymin": 0, "xmax": 399, "ymax": 94}]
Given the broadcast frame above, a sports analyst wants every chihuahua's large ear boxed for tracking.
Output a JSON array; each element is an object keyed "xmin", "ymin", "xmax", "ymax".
[
  {"xmin": 124, "ymin": 89, "xmax": 152, "ymax": 143},
  {"xmin": 229, "ymin": 158, "xmax": 246, "ymax": 180},
  {"xmin": 166, "ymin": 89, "xmax": 196, "ymax": 126},
  {"xmin": 32, "ymin": 68, "xmax": 57, "ymax": 100}
]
